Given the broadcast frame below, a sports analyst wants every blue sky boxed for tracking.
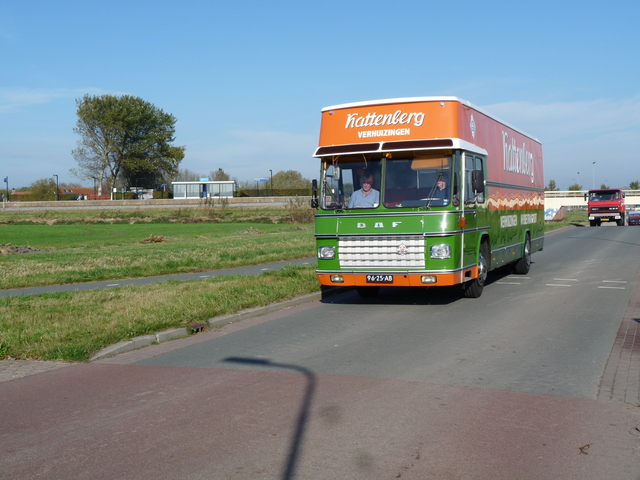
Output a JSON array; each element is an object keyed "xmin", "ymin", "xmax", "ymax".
[{"xmin": 2, "ymin": 0, "xmax": 639, "ymax": 190}]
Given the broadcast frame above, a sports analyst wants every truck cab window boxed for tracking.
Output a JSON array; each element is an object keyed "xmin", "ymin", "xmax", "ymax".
[
  {"xmin": 464, "ymin": 155, "xmax": 485, "ymax": 204},
  {"xmin": 384, "ymin": 154, "xmax": 452, "ymax": 208},
  {"xmin": 321, "ymin": 159, "xmax": 381, "ymax": 209}
]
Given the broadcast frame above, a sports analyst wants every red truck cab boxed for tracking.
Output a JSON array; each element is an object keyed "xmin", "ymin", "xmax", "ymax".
[{"xmin": 586, "ymin": 188, "xmax": 626, "ymax": 226}]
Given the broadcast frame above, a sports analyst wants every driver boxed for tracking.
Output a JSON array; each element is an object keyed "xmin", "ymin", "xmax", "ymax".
[{"xmin": 348, "ymin": 173, "xmax": 379, "ymax": 208}]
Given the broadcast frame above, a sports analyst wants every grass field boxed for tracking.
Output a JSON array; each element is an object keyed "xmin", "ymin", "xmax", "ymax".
[{"xmin": 0, "ymin": 206, "xmax": 586, "ymax": 362}]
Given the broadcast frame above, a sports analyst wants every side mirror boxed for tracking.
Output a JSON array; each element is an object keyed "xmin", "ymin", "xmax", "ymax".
[
  {"xmin": 311, "ymin": 179, "xmax": 318, "ymax": 209},
  {"xmin": 471, "ymin": 170, "xmax": 485, "ymax": 194}
]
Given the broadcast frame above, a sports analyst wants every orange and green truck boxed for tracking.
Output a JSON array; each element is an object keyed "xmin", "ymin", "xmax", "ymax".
[{"xmin": 311, "ymin": 97, "xmax": 545, "ymax": 298}]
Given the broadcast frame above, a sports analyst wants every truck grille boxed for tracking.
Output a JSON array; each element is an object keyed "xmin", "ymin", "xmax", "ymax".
[
  {"xmin": 339, "ymin": 235, "xmax": 425, "ymax": 268},
  {"xmin": 591, "ymin": 206, "xmax": 619, "ymax": 212}
]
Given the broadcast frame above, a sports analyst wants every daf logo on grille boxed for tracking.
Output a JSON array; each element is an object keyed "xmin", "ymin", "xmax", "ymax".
[
  {"xmin": 356, "ymin": 222, "xmax": 402, "ymax": 228},
  {"xmin": 397, "ymin": 243, "xmax": 409, "ymax": 255}
]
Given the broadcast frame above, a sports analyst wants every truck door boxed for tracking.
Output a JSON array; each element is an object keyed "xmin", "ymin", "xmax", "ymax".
[{"xmin": 462, "ymin": 153, "xmax": 486, "ymax": 271}]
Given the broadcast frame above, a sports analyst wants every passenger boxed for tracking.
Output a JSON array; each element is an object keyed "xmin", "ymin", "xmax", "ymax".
[
  {"xmin": 348, "ymin": 173, "xmax": 379, "ymax": 208},
  {"xmin": 433, "ymin": 174, "xmax": 449, "ymax": 200}
]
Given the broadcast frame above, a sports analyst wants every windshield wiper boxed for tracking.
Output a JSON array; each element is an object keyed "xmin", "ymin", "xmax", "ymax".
[{"xmin": 423, "ymin": 173, "xmax": 444, "ymax": 209}]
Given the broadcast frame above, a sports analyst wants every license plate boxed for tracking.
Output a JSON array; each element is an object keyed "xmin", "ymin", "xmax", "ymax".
[{"xmin": 366, "ymin": 274, "xmax": 393, "ymax": 283}]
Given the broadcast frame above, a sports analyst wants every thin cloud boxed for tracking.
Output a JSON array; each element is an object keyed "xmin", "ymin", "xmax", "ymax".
[
  {"xmin": 483, "ymin": 97, "xmax": 640, "ymax": 143},
  {"xmin": 0, "ymin": 87, "xmax": 114, "ymax": 113}
]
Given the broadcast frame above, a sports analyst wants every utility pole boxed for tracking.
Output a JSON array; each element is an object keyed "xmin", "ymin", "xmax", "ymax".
[{"xmin": 53, "ymin": 174, "xmax": 59, "ymax": 201}]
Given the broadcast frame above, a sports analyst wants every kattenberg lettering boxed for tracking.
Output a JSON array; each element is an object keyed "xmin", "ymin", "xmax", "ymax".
[
  {"xmin": 345, "ymin": 110, "xmax": 425, "ymax": 129},
  {"xmin": 502, "ymin": 131, "xmax": 535, "ymax": 183}
]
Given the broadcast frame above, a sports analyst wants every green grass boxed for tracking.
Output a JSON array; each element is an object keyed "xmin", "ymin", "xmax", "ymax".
[
  {"xmin": 0, "ymin": 223, "xmax": 315, "ymax": 289},
  {"xmin": 544, "ymin": 211, "xmax": 588, "ymax": 231},
  {"xmin": 0, "ymin": 264, "xmax": 320, "ymax": 362}
]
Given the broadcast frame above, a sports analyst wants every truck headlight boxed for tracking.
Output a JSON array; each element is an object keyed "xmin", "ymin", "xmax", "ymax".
[
  {"xmin": 430, "ymin": 244, "xmax": 451, "ymax": 259},
  {"xmin": 318, "ymin": 246, "xmax": 335, "ymax": 259}
]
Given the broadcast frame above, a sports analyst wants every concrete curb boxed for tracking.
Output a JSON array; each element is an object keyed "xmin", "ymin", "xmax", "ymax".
[
  {"xmin": 89, "ymin": 287, "xmax": 349, "ymax": 362},
  {"xmin": 90, "ymin": 328, "xmax": 188, "ymax": 362}
]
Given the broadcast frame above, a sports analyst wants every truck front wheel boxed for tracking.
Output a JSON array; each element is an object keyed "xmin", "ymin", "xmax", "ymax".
[{"xmin": 463, "ymin": 242, "xmax": 489, "ymax": 298}]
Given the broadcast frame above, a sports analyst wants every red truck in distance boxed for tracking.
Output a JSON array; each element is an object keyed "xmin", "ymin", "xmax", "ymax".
[{"xmin": 586, "ymin": 188, "xmax": 626, "ymax": 226}]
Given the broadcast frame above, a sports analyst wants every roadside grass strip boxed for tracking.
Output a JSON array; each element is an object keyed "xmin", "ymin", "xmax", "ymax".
[{"xmin": 0, "ymin": 265, "xmax": 320, "ymax": 362}]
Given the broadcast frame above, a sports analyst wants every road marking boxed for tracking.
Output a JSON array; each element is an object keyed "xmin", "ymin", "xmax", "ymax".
[
  {"xmin": 106, "ymin": 284, "xmax": 120, "ymax": 287},
  {"xmin": 602, "ymin": 280, "xmax": 627, "ymax": 284},
  {"xmin": 598, "ymin": 286, "xmax": 626, "ymax": 289},
  {"xmin": 497, "ymin": 282, "xmax": 521, "ymax": 285},
  {"xmin": 546, "ymin": 284, "xmax": 573, "ymax": 287},
  {"xmin": 553, "ymin": 278, "xmax": 578, "ymax": 282},
  {"xmin": 199, "ymin": 275, "xmax": 210, "ymax": 278}
]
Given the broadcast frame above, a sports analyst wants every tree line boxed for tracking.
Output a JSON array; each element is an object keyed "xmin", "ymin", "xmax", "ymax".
[
  {"xmin": 545, "ymin": 180, "xmax": 640, "ymax": 191},
  {"xmin": 10, "ymin": 94, "xmax": 312, "ymax": 200}
]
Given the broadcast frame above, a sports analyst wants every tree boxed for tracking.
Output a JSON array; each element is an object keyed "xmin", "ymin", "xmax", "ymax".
[
  {"xmin": 272, "ymin": 170, "xmax": 311, "ymax": 189},
  {"xmin": 209, "ymin": 168, "xmax": 230, "ymax": 181},
  {"xmin": 71, "ymin": 94, "xmax": 185, "ymax": 193},
  {"xmin": 28, "ymin": 178, "xmax": 57, "ymax": 201},
  {"xmin": 600, "ymin": 183, "xmax": 609, "ymax": 189},
  {"xmin": 173, "ymin": 168, "xmax": 201, "ymax": 182},
  {"xmin": 545, "ymin": 180, "xmax": 559, "ymax": 191},
  {"xmin": 629, "ymin": 180, "xmax": 640, "ymax": 190},
  {"xmin": 567, "ymin": 183, "xmax": 583, "ymax": 191}
]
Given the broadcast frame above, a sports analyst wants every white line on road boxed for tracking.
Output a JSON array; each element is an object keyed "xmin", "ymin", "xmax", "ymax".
[
  {"xmin": 497, "ymin": 282, "xmax": 521, "ymax": 285},
  {"xmin": 546, "ymin": 284, "xmax": 573, "ymax": 287},
  {"xmin": 598, "ymin": 286, "xmax": 626, "ymax": 289},
  {"xmin": 553, "ymin": 278, "xmax": 578, "ymax": 282},
  {"xmin": 602, "ymin": 280, "xmax": 627, "ymax": 283},
  {"xmin": 106, "ymin": 284, "xmax": 120, "ymax": 287}
]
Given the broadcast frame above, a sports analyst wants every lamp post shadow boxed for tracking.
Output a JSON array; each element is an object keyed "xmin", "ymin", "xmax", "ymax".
[{"xmin": 224, "ymin": 357, "xmax": 317, "ymax": 480}]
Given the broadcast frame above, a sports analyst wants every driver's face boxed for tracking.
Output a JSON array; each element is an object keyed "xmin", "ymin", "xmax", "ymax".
[
  {"xmin": 437, "ymin": 179, "xmax": 446, "ymax": 190},
  {"xmin": 362, "ymin": 178, "xmax": 373, "ymax": 192}
]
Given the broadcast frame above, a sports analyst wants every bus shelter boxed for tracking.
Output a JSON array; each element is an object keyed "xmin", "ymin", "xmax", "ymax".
[{"xmin": 171, "ymin": 180, "xmax": 237, "ymax": 199}]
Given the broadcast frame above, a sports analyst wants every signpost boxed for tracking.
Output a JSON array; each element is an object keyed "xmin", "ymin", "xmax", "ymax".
[{"xmin": 254, "ymin": 178, "xmax": 269, "ymax": 196}]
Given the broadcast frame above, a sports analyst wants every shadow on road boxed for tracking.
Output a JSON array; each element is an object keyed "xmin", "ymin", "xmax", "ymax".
[
  {"xmin": 320, "ymin": 265, "xmax": 519, "ymax": 306},
  {"xmin": 224, "ymin": 357, "xmax": 316, "ymax": 480}
]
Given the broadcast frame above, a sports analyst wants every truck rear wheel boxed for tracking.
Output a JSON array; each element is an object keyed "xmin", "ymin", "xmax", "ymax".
[
  {"xmin": 513, "ymin": 235, "xmax": 531, "ymax": 275},
  {"xmin": 463, "ymin": 242, "xmax": 489, "ymax": 298},
  {"xmin": 617, "ymin": 215, "xmax": 626, "ymax": 226}
]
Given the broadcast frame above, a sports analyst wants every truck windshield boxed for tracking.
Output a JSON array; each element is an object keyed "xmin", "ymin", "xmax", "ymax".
[
  {"xmin": 384, "ymin": 154, "xmax": 454, "ymax": 208},
  {"xmin": 321, "ymin": 158, "xmax": 382, "ymax": 209},
  {"xmin": 590, "ymin": 191, "xmax": 620, "ymax": 201},
  {"xmin": 320, "ymin": 154, "xmax": 455, "ymax": 210}
]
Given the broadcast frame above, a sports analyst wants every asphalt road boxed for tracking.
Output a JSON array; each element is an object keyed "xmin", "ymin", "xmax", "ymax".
[{"xmin": 2, "ymin": 225, "xmax": 640, "ymax": 479}]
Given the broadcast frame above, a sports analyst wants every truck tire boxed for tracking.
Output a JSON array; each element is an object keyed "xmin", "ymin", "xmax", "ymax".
[
  {"xmin": 589, "ymin": 220, "xmax": 597, "ymax": 227},
  {"xmin": 617, "ymin": 214, "xmax": 626, "ymax": 226},
  {"xmin": 513, "ymin": 235, "xmax": 531, "ymax": 275},
  {"xmin": 463, "ymin": 242, "xmax": 489, "ymax": 298}
]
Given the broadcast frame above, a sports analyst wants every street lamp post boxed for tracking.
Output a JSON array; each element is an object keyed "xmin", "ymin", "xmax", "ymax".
[
  {"xmin": 3, "ymin": 176, "xmax": 8, "ymax": 202},
  {"xmin": 592, "ymin": 162, "xmax": 596, "ymax": 189},
  {"xmin": 53, "ymin": 174, "xmax": 59, "ymax": 201},
  {"xmin": 269, "ymin": 169, "xmax": 273, "ymax": 196}
]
